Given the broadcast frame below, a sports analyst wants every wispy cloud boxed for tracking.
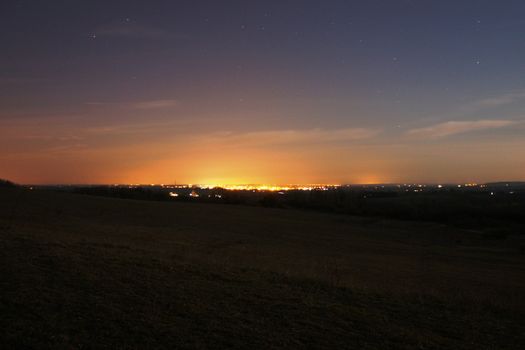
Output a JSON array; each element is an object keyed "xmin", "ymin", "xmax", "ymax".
[
  {"xmin": 85, "ymin": 99, "xmax": 178, "ymax": 110},
  {"xmin": 21, "ymin": 134, "xmax": 84, "ymax": 142},
  {"xmin": 473, "ymin": 92, "xmax": 525, "ymax": 108},
  {"xmin": 457, "ymin": 91, "xmax": 525, "ymax": 116},
  {"xmin": 407, "ymin": 120, "xmax": 518, "ymax": 138},
  {"xmin": 129, "ymin": 99, "xmax": 178, "ymax": 110},
  {"xmin": 84, "ymin": 119, "xmax": 188, "ymax": 135},
  {"xmin": 204, "ymin": 128, "xmax": 380, "ymax": 147}
]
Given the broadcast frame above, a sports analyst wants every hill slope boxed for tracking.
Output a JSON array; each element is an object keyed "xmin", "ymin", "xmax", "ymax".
[{"xmin": 1, "ymin": 188, "xmax": 524, "ymax": 349}]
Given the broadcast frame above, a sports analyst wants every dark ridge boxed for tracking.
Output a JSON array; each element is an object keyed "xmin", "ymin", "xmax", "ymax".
[{"xmin": 0, "ymin": 179, "xmax": 16, "ymax": 188}]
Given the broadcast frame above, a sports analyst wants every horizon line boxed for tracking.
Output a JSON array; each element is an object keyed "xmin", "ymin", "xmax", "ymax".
[{"xmin": 20, "ymin": 181, "xmax": 525, "ymax": 187}]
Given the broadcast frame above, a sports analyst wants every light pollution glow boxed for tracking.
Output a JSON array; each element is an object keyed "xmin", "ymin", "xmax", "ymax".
[{"xmin": 1, "ymin": 119, "xmax": 524, "ymax": 185}]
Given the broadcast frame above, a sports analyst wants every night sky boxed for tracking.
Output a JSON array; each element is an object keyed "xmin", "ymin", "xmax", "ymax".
[{"xmin": 1, "ymin": 0, "xmax": 525, "ymax": 184}]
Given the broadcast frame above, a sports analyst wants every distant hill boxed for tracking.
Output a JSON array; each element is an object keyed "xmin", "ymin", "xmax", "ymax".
[{"xmin": 0, "ymin": 179, "xmax": 16, "ymax": 188}]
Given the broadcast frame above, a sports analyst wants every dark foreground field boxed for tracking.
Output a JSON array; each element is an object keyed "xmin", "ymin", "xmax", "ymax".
[{"xmin": 1, "ymin": 188, "xmax": 524, "ymax": 349}]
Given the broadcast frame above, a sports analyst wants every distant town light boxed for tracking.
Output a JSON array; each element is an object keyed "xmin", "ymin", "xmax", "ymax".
[{"xmin": 193, "ymin": 184, "xmax": 340, "ymax": 192}]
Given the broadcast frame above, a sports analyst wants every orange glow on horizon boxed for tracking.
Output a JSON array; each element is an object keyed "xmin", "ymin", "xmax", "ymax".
[{"xmin": 1, "ymin": 118, "xmax": 525, "ymax": 185}]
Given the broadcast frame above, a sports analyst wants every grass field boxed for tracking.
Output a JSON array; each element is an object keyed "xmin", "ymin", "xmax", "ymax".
[{"xmin": 1, "ymin": 187, "xmax": 524, "ymax": 349}]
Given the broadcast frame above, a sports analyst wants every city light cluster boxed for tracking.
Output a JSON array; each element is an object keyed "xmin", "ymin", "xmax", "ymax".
[{"xmin": 196, "ymin": 184, "xmax": 341, "ymax": 191}]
